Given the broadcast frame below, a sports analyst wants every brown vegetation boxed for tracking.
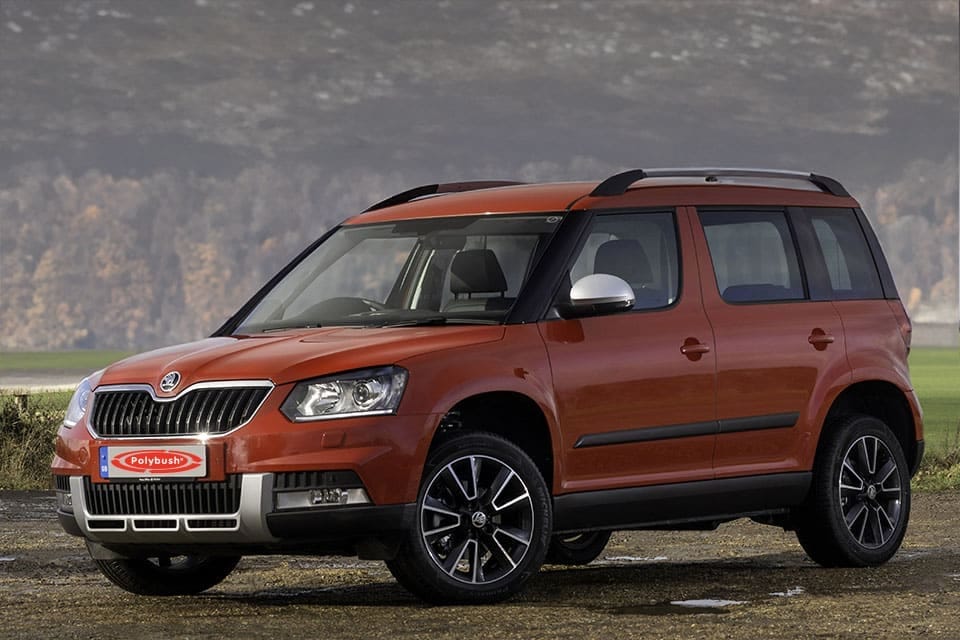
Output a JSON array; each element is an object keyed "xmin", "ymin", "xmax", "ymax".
[{"xmin": 1, "ymin": 158, "xmax": 956, "ymax": 351}]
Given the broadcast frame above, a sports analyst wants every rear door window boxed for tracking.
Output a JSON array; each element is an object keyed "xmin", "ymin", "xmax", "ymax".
[{"xmin": 698, "ymin": 210, "xmax": 805, "ymax": 303}]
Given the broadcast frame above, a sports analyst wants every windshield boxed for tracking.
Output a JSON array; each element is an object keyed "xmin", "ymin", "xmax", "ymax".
[{"xmin": 236, "ymin": 214, "xmax": 563, "ymax": 332}]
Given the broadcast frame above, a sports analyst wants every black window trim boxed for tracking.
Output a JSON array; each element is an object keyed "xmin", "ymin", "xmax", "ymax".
[
  {"xmin": 854, "ymin": 207, "xmax": 900, "ymax": 300},
  {"xmin": 505, "ymin": 211, "xmax": 593, "ymax": 324},
  {"xmin": 787, "ymin": 206, "xmax": 835, "ymax": 302}
]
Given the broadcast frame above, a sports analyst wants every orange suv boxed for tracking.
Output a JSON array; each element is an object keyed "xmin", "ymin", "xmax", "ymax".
[{"xmin": 52, "ymin": 168, "xmax": 923, "ymax": 603}]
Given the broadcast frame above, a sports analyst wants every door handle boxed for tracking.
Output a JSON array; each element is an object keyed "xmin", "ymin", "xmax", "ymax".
[
  {"xmin": 808, "ymin": 329, "xmax": 835, "ymax": 350},
  {"xmin": 681, "ymin": 338, "xmax": 711, "ymax": 359}
]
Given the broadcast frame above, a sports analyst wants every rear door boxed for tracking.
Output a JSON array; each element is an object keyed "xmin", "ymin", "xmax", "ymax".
[
  {"xmin": 541, "ymin": 207, "xmax": 717, "ymax": 494},
  {"xmin": 790, "ymin": 207, "xmax": 909, "ymax": 381},
  {"xmin": 691, "ymin": 208, "xmax": 849, "ymax": 478}
]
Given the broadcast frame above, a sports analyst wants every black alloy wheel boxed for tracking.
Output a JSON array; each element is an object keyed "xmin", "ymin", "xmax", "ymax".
[
  {"xmin": 795, "ymin": 415, "xmax": 910, "ymax": 567},
  {"xmin": 386, "ymin": 432, "xmax": 551, "ymax": 603}
]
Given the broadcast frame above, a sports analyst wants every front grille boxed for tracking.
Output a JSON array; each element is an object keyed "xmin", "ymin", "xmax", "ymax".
[
  {"xmin": 134, "ymin": 519, "xmax": 176, "ymax": 529},
  {"xmin": 83, "ymin": 476, "xmax": 242, "ymax": 515},
  {"xmin": 188, "ymin": 518, "xmax": 238, "ymax": 529},
  {"xmin": 53, "ymin": 475, "xmax": 70, "ymax": 491},
  {"xmin": 90, "ymin": 386, "xmax": 270, "ymax": 437}
]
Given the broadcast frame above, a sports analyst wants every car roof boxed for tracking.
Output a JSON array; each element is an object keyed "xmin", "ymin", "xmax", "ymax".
[{"xmin": 345, "ymin": 172, "xmax": 861, "ymax": 224}]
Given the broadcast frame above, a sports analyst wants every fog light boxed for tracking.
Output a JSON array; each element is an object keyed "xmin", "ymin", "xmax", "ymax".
[
  {"xmin": 275, "ymin": 487, "xmax": 372, "ymax": 510},
  {"xmin": 56, "ymin": 491, "xmax": 73, "ymax": 511},
  {"xmin": 311, "ymin": 488, "xmax": 347, "ymax": 506}
]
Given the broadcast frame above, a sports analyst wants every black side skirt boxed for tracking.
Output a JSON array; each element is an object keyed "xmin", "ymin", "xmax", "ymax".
[{"xmin": 553, "ymin": 472, "xmax": 811, "ymax": 533}]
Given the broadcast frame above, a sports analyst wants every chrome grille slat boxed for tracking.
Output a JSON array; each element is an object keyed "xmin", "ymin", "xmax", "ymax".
[
  {"xmin": 180, "ymin": 394, "xmax": 198, "ymax": 436},
  {"xmin": 225, "ymin": 388, "xmax": 247, "ymax": 428},
  {"xmin": 143, "ymin": 396, "xmax": 157, "ymax": 435},
  {"xmin": 83, "ymin": 476, "xmax": 242, "ymax": 515},
  {"xmin": 90, "ymin": 386, "xmax": 270, "ymax": 437},
  {"xmin": 104, "ymin": 393, "xmax": 122, "ymax": 433},
  {"xmin": 196, "ymin": 390, "xmax": 215, "ymax": 433},
  {"xmin": 214, "ymin": 391, "xmax": 231, "ymax": 432},
  {"xmin": 240, "ymin": 389, "xmax": 261, "ymax": 422}
]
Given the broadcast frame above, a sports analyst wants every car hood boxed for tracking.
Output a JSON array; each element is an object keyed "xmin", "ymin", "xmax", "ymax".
[{"xmin": 96, "ymin": 325, "xmax": 505, "ymax": 392}]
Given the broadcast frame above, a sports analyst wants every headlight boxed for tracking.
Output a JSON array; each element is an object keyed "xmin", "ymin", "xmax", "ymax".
[
  {"xmin": 281, "ymin": 366, "xmax": 408, "ymax": 421},
  {"xmin": 63, "ymin": 375, "xmax": 94, "ymax": 428}
]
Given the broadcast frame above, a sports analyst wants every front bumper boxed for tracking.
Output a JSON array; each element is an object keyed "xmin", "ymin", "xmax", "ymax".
[{"xmin": 56, "ymin": 473, "xmax": 415, "ymax": 552}]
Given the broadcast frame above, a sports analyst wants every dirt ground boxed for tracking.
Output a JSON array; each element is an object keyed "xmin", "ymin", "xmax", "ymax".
[{"xmin": 0, "ymin": 491, "xmax": 957, "ymax": 640}]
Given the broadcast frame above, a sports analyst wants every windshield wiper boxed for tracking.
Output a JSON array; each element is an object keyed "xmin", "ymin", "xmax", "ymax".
[
  {"xmin": 255, "ymin": 322, "xmax": 322, "ymax": 333},
  {"xmin": 377, "ymin": 316, "xmax": 501, "ymax": 328}
]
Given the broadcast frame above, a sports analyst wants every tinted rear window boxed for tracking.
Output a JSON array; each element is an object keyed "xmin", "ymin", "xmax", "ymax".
[{"xmin": 797, "ymin": 209, "xmax": 883, "ymax": 300}]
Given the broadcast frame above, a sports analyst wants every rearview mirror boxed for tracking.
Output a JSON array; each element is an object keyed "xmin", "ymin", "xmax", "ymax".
[{"xmin": 559, "ymin": 274, "xmax": 635, "ymax": 318}]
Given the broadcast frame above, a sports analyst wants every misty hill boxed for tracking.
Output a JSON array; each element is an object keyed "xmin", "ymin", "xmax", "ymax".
[{"xmin": 0, "ymin": 0, "xmax": 957, "ymax": 350}]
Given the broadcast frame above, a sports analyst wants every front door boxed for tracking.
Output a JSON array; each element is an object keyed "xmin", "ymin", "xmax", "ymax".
[{"xmin": 541, "ymin": 208, "xmax": 717, "ymax": 494}]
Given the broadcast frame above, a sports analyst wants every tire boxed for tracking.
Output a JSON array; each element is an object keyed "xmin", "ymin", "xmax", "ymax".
[
  {"xmin": 93, "ymin": 555, "xmax": 241, "ymax": 596},
  {"xmin": 386, "ymin": 432, "xmax": 552, "ymax": 604},
  {"xmin": 545, "ymin": 531, "xmax": 612, "ymax": 565},
  {"xmin": 794, "ymin": 415, "xmax": 910, "ymax": 567}
]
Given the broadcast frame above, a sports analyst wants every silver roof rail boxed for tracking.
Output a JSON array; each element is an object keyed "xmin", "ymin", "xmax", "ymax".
[{"xmin": 590, "ymin": 167, "xmax": 850, "ymax": 198}]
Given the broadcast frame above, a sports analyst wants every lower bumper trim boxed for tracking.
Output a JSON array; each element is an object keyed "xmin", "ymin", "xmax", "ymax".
[
  {"xmin": 57, "ymin": 509, "xmax": 83, "ymax": 537},
  {"xmin": 266, "ymin": 503, "xmax": 416, "ymax": 540}
]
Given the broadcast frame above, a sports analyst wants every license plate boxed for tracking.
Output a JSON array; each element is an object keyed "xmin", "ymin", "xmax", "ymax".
[{"xmin": 100, "ymin": 446, "xmax": 207, "ymax": 479}]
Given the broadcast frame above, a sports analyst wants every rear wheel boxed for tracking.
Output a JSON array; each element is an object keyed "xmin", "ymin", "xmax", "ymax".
[
  {"xmin": 386, "ymin": 432, "xmax": 551, "ymax": 604},
  {"xmin": 93, "ymin": 555, "xmax": 240, "ymax": 596},
  {"xmin": 795, "ymin": 415, "xmax": 910, "ymax": 567},
  {"xmin": 545, "ymin": 531, "xmax": 612, "ymax": 565}
]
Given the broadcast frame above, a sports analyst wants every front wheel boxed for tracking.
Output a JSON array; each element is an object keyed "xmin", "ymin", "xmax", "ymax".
[
  {"xmin": 93, "ymin": 555, "xmax": 241, "ymax": 596},
  {"xmin": 386, "ymin": 433, "xmax": 552, "ymax": 604},
  {"xmin": 794, "ymin": 415, "xmax": 910, "ymax": 567}
]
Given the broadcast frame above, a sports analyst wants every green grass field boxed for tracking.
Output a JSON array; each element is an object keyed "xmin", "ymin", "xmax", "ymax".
[
  {"xmin": 909, "ymin": 347, "xmax": 960, "ymax": 454},
  {"xmin": 0, "ymin": 350, "xmax": 133, "ymax": 371}
]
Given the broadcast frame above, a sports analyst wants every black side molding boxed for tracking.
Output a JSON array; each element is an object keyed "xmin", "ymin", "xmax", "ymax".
[
  {"xmin": 718, "ymin": 412, "xmax": 799, "ymax": 433},
  {"xmin": 575, "ymin": 412, "xmax": 799, "ymax": 448},
  {"xmin": 553, "ymin": 472, "xmax": 812, "ymax": 533},
  {"xmin": 575, "ymin": 420, "xmax": 716, "ymax": 448},
  {"xmin": 364, "ymin": 181, "xmax": 525, "ymax": 212}
]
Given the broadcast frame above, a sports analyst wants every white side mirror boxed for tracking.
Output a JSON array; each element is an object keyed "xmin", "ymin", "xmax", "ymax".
[{"xmin": 560, "ymin": 274, "xmax": 635, "ymax": 318}]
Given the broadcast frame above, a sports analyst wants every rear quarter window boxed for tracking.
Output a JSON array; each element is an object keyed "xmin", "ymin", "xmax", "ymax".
[{"xmin": 793, "ymin": 208, "xmax": 883, "ymax": 300}]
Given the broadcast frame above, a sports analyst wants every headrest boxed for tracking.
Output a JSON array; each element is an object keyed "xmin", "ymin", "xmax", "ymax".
[
  {"xmin": 449, "ymin": 249, "xmax": 508, "ymax": 295},
  {"xmin": 594, "ymin": 239, "xmax": 652, "ymax": 284}
]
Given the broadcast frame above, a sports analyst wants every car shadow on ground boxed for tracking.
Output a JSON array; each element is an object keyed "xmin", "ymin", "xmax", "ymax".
[{"xmin": 207, "ymin": 550, "xmax": 945, "ymax": 609}]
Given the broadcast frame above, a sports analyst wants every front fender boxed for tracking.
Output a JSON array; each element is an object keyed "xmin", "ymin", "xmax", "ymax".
[{"xmin": 396, "ymin": 323, "xmax": 561, "ymax": 482}]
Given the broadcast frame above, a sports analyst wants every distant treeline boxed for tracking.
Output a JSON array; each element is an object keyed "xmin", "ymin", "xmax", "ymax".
[{"xmin": 0, "ymin": 157, "xmax": 956, "ymax": 351}]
